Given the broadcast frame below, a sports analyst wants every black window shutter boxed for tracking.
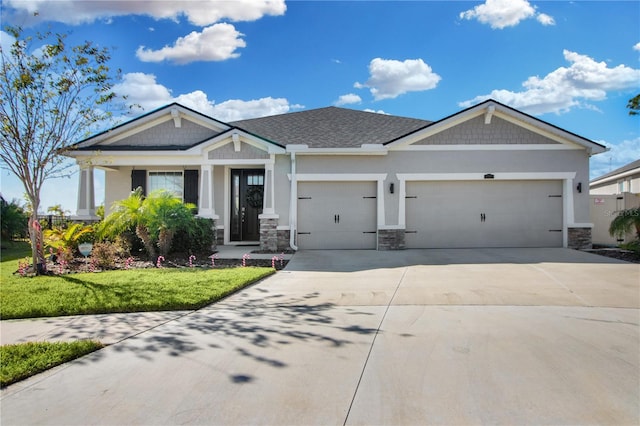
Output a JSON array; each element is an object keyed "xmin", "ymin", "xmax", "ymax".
[
  {"xmin": 131, "ymin": 170, "xmax": 146, "ymax": 195},
  {"xmin": 184, "ymin": 170, "xmax": 199, "ymax": 207}
]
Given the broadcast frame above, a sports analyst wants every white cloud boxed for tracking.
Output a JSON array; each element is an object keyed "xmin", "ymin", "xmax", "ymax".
[
  {"xmin": 112, "ymin": 73, "xmax": 174, "ymax": 111},
  {"xmin": 209, "ymin": 98, "xmax": 303, "ymax": 122},
  {"xmin": 113, "ymin": 72, "xmax": 300, "ymax": 121},
  {"xmin": 4, "ymin": 0, "xmax": 284, "ymax": 64},
  {"xmin": 536, "ymin": 13, "xmax": 555, "ymax": 26},
  {"xmin": 633, "ymin": 42, "xmax": 640, "ymax": 51},
  {"xmin": 363, "ymin": 109, "xmax": 389, "ymax": 115},
  {"xmin": 355, "ymin": 58, "xmax": 441, "ymax": 101},
  {"xmin": 335, "ymin": 93, "xmax": 362, "ymax": 106},
  {"xmin": 590, "ymin": 137, "xmax": 640, "ymax": 180},
  {"xmin": 3, "ymin": 0, "xmax": 286, "ymax": 26},
  {"xmin": 136, "ymin": 23, "xmax": 246, "ymax": 64},
  {"xmin": 0, "ymin": 30, "xmax": 16, "ymax": 53},
  {"xmin": 459, "ymin": 50, "xmax": 640, "ymax": 115},
  {"xmin": 460, "ymin": 0, "xmax": 553, "ymax": 29}
]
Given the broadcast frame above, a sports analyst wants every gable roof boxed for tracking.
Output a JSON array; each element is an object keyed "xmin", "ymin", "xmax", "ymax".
[
  {"xmin": 69, "ymin": 99, "xmax": 605, "ymax": 154},
  {"xmin": 387, "ymin": 99, "xmax": 608, "ymax": 154},
  {"xmin": 230, "ymin": 106, "xmax": 431, "ymax": 148},
  {"xmin": 590, "ymin": 158, "xmax": 640, "ymax": 185},
  {"xmin": 73, "ymin": 103, "xmax": 230, "ymax": 149}
]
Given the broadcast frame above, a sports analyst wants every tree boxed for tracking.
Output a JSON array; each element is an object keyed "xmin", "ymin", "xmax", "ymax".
[
  {"xmin": 98, "ymin": 189, "xmax": 197, "ymax": 261},
  {"xmin": 0, "ymin": 196, "xmax": 29, "ymax": 241},
  {"xmin": 0, "ymin": 26, "xmax": 119, "ymax": 274},
  {"xmin": 628, "ymin": 94, "xmax": 640, "ymax": 116},
  {"xmin": 609, "ymin": 207, "xmax": 640, "ymax": 242},
  {"xmin": 47, "ymin": 204, "xmax": 69, "ymax": 217}
]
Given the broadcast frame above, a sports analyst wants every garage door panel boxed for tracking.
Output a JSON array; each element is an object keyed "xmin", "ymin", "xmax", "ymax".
[
  {"xmin": 406, "ymin": 181, "xmax": 563, "ymax": 248},
  {"xmin": 298, "ymin": 182, "xmax": 377, "ymax": 250}
]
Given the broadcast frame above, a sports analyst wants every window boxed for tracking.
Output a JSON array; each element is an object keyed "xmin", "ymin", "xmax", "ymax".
[
  {"xmin": 148, "ymin": 171, "xmax": 183, "ymax": 199},
  {"xmin": 247, "ymin": 174, "xmax": 264, "ymax": 186}
]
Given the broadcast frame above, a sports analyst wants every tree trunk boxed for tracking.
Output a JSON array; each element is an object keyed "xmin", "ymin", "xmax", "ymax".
[
  {"xmin": 157, "ymin": 228, "xmax": 175, "ymax": 257},
  {"xmin": 28, "ymin": 214, "xmax": 47, "ymax": 275},
  {"xmin": 136, "ymin": 224, "xmax": 156, "ymax": 261}
]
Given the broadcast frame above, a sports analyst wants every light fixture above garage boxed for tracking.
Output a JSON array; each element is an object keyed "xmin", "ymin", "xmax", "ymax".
[{"xmin": 484, "ymin": 173, "xmax": 494, "ymax": 179}]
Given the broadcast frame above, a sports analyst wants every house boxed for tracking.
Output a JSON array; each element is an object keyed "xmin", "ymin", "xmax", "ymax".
[
  {"xmin": 589, "ymin": 159, "xmax": 640, "ymax": 245},
  {"xmin": 66, "ymin": 99, "xmax": 606, "ymax": 251}
]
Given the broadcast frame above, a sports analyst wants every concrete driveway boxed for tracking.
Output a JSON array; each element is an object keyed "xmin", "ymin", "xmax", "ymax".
[{"xmin": 1, "ymin": 248, "xmax": 638, "ymax": 425}]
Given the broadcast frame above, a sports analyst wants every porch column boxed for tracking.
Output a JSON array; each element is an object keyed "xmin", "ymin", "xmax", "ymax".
[
  {"xmin": 75, "ymin": 164, "xmax": 98, "ymax": 221},
  {"xmin": 259, "ymin": 158, "xmax": 279, "ymax": 251},
  {"xmin": 262, "ymin": 160, "xmax": 276, "ymax": 215},
  {"xmin": 198, "ymin": 164, "xmax": 218, "ymax": 219}
]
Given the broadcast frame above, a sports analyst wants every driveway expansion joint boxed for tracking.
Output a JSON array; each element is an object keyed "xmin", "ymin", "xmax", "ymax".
[{"xmin": 342, "ymin": 266, "xmax": 409, "ymax": 426}]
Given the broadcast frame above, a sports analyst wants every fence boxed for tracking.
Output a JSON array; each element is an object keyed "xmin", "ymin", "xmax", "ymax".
[{"xmin": 36, "ymin": 215, "xmax": 70, "ymax": 230}]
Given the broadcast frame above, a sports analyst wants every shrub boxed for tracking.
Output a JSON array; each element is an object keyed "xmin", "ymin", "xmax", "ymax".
[
  {"xmin": 171, "ymin": 218, "xmax": 215, "ymax": 254},
  {"xmin": 90, "ymin": 242, "xmax": 119, "ymax": 269}
]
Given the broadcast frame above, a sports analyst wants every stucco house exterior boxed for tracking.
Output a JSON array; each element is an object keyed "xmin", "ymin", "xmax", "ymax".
[
  {"xmin": 590, "ymin": 159, "xmax": 640, "ymax": 245},
  {"xmin": 66, "ymin": 99, "xmax": 606, "ymax": 251}
]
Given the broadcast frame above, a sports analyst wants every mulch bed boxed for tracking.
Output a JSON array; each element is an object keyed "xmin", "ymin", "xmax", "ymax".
[
  {"xmin": 585, "ymin": 248, "xmax": 640, "ymax": 264},
  {"xmin": 33, "ymin": 251, "xmax": 289, "ymax": 276}
]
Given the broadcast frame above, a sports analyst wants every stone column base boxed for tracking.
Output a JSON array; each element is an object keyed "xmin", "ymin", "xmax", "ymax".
[
  {"xmin": 277, "ymin": 229, "xmax": 291, "ymax": 252},
  {"xmin": 568, "ymin": 227, "xmax": 592, "ymax": 250},
  {"xmin": 260, "ymin": 218, "xmax": 279, "ymax": 252},
  {"xmin": 378, "ymin": 229, "xmax": 405, "ymax": 250}
]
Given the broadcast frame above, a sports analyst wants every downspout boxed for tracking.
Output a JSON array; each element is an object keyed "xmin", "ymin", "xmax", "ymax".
[{"xmin": 289, "ymin": 152, "xmax": 299, "ymax": 251}]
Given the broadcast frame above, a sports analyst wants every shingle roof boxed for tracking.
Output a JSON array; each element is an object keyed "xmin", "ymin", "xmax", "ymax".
[
  {"xmin": 230, "ymin": 106, "xmax": 431, "ymax": 148},
  {"xmin": 590, "ymin": 158, "xmax": 640, "ymax": 183}
]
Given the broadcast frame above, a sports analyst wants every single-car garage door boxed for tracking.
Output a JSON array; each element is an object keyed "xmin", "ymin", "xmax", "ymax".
[
  {"xmin": 297, "ymin": 181, "xmax": 377, "ymax": 249},
  {"xmin": 405, "ymin": 180, "xmax": 563, "ymax": 248}
]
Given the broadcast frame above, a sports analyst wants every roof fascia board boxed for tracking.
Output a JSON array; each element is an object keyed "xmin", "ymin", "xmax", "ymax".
[
  {"xmin": 399, "ymin": 144, "xmax": 580, "ymax": 151},
  {"xmin": 285, "ymin": 144, "xmax": 388, "ymax": 155},
  {"xmin": 590, "ymin": 167, "xmax": 640, "ymax": 186}
]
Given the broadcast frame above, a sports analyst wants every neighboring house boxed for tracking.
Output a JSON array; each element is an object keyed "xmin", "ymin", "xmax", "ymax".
[
  {"xmin": 66, "ymin": 99, "xmax": 606, "ymax": 251},
  {"xmin": 589, "ymin": 159, "xmax": 640, "ymax": 245}
]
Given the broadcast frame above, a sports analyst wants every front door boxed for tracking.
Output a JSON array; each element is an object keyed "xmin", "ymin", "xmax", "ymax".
[{"xmin": 230, "ymin": 169, "xmax": 264, "ymax": 242}]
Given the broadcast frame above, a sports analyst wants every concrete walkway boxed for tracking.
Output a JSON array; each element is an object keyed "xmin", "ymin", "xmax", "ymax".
[
  {"xmin": 1, "ymin": 248, "xmax": 638, "ymax": 425},
  {"xmin": 0, "ymin": 245, "xmax": 294, "ymax": 346}
]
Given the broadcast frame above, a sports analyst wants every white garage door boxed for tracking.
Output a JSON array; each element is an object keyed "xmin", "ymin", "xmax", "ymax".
[
  {"xmin": 297, "ymin": 181, "xmax": 377, "ymax": 249},
  {"xmin": 405, "ymin": 180, "xmax": 563, "ymax": 248}
]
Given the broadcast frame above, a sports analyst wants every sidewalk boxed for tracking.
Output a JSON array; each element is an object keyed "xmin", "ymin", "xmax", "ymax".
[
  {"xmin": 0, "ymin": 246, "xmax": 295, "ymax": 346},
  {"xmin": 0, "ymin": 311, "xmax": 192, "ymax": 346}
]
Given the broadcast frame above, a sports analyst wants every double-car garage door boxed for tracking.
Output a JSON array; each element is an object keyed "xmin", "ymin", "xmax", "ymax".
[
  {"xmin": 406, "ymin": 180, "xmax": 563, "ymax": 248},
  {"xmin": 296, "ymin": 180, "xmax": 563, "ymax": 249}
]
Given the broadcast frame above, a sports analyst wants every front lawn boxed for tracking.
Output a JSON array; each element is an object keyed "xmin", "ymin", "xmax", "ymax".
[
  {"xmin": 1, "ymin": 242, "xmax": 274, "ymax": 319},
  {"xmin": 1, "ymin": 340, "xmax": 103, "ymax": 387}
]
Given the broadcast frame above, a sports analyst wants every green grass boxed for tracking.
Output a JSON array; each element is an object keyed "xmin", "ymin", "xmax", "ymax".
[
  {"xmin": 1, "ymin": 241, "xmax": 274, "ymax": 319},
  {"xmin": 1, "ymin": 340, "xmax": 103, "ymax": 387}
]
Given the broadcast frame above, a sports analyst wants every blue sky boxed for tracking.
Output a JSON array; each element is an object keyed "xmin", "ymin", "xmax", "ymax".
[{"xmin": 1, "ymin": 0, "xmax": 639, "ymax": 214}]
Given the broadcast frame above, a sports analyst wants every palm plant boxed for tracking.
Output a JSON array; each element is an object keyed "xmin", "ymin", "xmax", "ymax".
[
  {"xmin": 608, "ymin": 207, "xmax": 640, "ymax": 243},
  {"xmin": 144, "ymin": 190, "xmax": 196, "ymax": 257},
  {"xmin": 43, "ymin": 223, "xmax": 93, "ymax": 254},
  {"xmin": 98, "ymin": 188, "xmax": 196, "ymax": 260},
  {"xmin": 98, "ymin": 188, "xmax": 157, "ymax": 260}
]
